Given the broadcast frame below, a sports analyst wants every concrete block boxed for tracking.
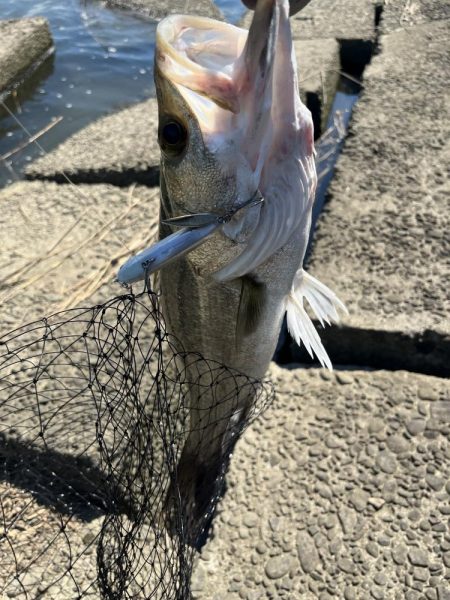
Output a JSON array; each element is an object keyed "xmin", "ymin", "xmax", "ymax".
[
  {"xmin": 295, "ymin": 37, "xmax": 340, "ymax": 136},
  {"xmin": 106, "ymin": 0, "xmax": 223, "ymax": 20},
  {"xmin": 0, "ymin": 17, "xmax": 53, "ymax": 96},
  {"xmin": 304, "ymin": 20, "xmax": 450, "ymax": 376},
  {"xmin": 240, "ymin": 0, "xmax": 377, "ymax": 41},
  {"xmin": 25, "ymin": 99, "xmax": 160, "ymax": 186},
  {"xmin": 380, "ymin": 0, "xmax": 450, "ymax": 34}
]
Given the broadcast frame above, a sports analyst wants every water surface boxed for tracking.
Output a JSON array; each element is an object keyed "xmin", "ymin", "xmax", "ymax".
[{"xmin": 0, "ymin": 0, "xmax": 245, "ymax": 188}]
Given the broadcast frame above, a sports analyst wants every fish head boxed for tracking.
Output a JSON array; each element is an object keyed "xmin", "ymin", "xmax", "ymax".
[
  {"xmin": 155, "ymin": 3, "xmax": 276, "ymax": 218},
  {"xmin": 154, "ymin": 50, "xmax": 243, "ymax": 221},
  {"xmin": 152, "ymin": 0, "xmax": 315, "ymax": 279}
]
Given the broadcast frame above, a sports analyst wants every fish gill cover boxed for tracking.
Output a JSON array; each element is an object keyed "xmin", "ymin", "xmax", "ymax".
[{"xmin": 0, "ymin": 288, "xmax": 274, "ymax": 599}]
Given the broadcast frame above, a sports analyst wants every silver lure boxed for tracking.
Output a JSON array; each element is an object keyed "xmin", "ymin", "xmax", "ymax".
[{"xmin": 117, "ymin": 192, "xmax": 263, "ymax": 285}]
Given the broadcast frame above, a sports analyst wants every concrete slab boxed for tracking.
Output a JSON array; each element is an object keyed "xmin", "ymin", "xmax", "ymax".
[
  {"xmin": 295, "ymin": 38, "xmax": 340, "ymax": 137},
  {"xmin": 0, "ymin": 181, "xmax": 159, "ymax": 330},
  {"xmin": 193, "ymin": 363, "xmax": 450, "ymax": 600},
  {"xmin": 106, "ymin": 0, "xmax": 223, "ymax": 20},
  {"xmin": 380, "ymin": 0, "xmax": 450, "ymax": 34},
  {"xmin": 0, "ymin": 18, "xmax": 53, "ymax": 96},
  {"xmin": 302, "ymin": 20, "xmax": 450, "ymax": 377},
  {"xmin": 240, "ymin": 0, "xmax": 377, "ymax": 41},
  {"xmin": 25, "ymin": 99, "xmax": 160, "ymax": 186}
]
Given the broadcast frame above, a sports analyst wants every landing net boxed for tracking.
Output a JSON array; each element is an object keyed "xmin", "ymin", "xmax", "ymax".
[{"xmin": 0, "ymin": 289, "xmax": 274, "ymax": 599}]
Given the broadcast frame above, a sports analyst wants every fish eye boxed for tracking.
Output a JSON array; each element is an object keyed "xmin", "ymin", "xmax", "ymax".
[{"xmin": 159, "ymin": 118, "xmax": 188, "ymax": 158}]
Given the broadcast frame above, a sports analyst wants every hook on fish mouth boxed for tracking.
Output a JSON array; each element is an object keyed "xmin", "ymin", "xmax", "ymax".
[{"xmin": 116, "ymin": 191, "xmax": 264, "ymax": 286}]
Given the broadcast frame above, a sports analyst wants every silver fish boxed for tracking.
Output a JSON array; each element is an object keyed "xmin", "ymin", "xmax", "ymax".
[{"xmin": 119, "ymin": 0, "xmax": 346, "ymax": 541}]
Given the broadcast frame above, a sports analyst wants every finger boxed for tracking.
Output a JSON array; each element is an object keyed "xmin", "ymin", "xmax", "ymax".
[{"xmin": 242, "ymin": 0, "xmax": 313, "ymax": 17}]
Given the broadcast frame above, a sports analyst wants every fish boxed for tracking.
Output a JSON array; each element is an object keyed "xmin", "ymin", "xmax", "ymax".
[{"xmin": 118, "ymin": 0, "xmax": 346, "ymax": 544}]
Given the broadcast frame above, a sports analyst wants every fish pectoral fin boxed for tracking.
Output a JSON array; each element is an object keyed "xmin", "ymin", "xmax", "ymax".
[
  {"xmin": 286, "ymin": 270, "xmax": 348, "ymax": 371},
  {"xmin": 236, "ymin": 275, "xmax": 266, "ymax": 344}
]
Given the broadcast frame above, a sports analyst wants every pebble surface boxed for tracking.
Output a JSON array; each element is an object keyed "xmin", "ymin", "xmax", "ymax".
[{"xmin": 192, "ymin": 364, "xmax": 450, "ymax": 599}]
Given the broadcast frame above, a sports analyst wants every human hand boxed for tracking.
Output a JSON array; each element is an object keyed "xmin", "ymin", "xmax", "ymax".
[{"xmin": 241, "ymin": 0, "xmax": 313, "ymax": 16}]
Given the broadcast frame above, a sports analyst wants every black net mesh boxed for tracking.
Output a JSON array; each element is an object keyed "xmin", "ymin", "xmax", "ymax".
[{"xmin": 0, "ymin": 288, "xmax": 274, "ymax": 599}]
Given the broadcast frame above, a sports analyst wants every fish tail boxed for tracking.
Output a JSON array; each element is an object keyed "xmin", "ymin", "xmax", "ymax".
[
  {"xmin": 286, "ymin": 269, "xmax": 348, "ymax": 371},
  {"xmin": 164, "ymin": 400, "xmax": 251, "ymax": 546},
  {"xmin": 163, "ymin": 446, "xmax": 226, "ymax": 547}
]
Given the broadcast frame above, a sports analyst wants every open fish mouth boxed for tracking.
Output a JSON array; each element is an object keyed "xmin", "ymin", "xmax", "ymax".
[{"xmin": 155, "ymin": 15, "xmax": 248, "ymax": 115}]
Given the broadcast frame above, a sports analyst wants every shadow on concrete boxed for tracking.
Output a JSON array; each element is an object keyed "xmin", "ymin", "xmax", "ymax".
[{"xmin": 0, "ymin": 432, "xmax": 128, "ymax": 522}]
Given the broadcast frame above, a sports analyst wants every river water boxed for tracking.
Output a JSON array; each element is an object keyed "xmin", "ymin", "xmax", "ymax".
[{"xmin": 0, "ymin": 0, "xmax": 245, "ymax": 188}]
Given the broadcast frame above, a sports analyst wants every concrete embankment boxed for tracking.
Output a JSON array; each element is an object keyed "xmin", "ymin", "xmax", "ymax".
[
  {"xmin": 300, "ymin": 18, "xmax": 450, "ymax": 377},
  {"xmin": 0, "ymin": 17, "xmax": 53, "ymax": 97}
]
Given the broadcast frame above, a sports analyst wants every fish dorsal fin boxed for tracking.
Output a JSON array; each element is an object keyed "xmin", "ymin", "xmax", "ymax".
[{"xmin": 286, "ymin": 270, "xmax": 348, "ymax": 371}]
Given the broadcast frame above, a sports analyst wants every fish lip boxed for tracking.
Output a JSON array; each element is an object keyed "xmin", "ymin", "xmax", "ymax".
[{"xmin": 155, "ymin": 2, "xmax": 280, "ymax": 115}]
